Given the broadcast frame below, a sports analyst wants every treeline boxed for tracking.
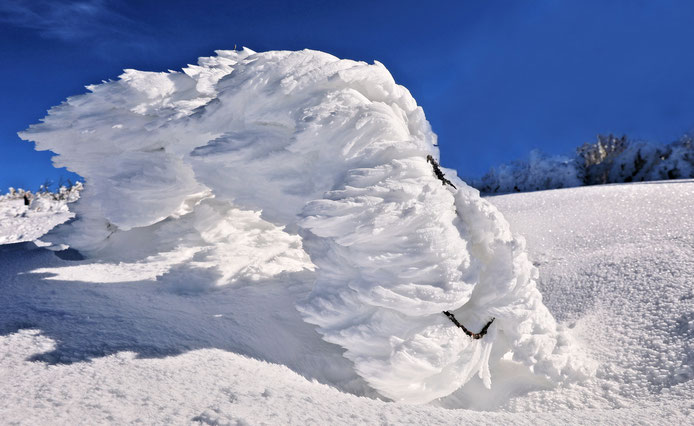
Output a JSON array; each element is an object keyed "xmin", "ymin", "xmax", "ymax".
[
  {"xmin": 2, "ymin": 180, "xmax": 83, "ymax": 204},
  {"xmin": 470, "ymin": 134, "xmax": 694, "ymax": 193}
]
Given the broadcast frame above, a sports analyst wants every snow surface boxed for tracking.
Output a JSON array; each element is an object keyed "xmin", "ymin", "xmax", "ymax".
[
  {"xmin": 0, "ymin": 190, "xmax": 76, "ymax": 245},
  {"xmin": 1, "ymin": 180, "xmax": 692, "ymax": 424},
  {"xmin": 18, "ymin": 49, "xmax": 585, "ymax": 403}
]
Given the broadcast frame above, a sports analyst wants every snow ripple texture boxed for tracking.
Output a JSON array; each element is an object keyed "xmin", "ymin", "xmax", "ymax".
[{"xmin": 20, "ymin": 49, "xmax": 590, "ymax": 403}]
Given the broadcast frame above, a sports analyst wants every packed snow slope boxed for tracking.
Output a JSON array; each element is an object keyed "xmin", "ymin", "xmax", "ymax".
[
  {"xmin": 18, "ymin": 48, "xmax": 586, "ymax": 403},
  {"xmin": 0, "ymin": 181, "xmax": 692, "ymax": 424}
]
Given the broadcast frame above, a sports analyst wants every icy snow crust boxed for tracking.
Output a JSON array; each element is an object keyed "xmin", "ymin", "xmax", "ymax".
[{"xmin": 20, "ymin": 49, "xmax": 585, "ymax": 403}]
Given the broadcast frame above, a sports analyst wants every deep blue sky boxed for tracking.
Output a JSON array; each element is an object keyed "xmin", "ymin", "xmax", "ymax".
[{"xmin": 2, "ymin": 0, "xmax": 694, "ymax": 191}]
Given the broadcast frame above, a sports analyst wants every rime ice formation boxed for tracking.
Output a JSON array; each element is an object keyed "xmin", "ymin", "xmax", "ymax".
[{"xmin": 20, "ymin": 49, "xmax": 590, "ymax": 403}]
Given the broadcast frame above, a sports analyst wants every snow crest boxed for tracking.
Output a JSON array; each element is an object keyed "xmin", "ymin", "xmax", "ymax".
[{"xmin": 20, "ymin": 49, "xmax": 589, "ymax": 403}]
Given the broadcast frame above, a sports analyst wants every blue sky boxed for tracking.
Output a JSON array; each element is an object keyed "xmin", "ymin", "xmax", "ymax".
[{"xmin": 2, "ymin": 0, "xmax": 694, "ymax": 190}]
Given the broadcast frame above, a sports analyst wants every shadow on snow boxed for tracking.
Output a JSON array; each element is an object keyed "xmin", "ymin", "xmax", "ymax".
[{"xmin": 0, "ymin": 241, "xmax": 373, "ymax": 397}]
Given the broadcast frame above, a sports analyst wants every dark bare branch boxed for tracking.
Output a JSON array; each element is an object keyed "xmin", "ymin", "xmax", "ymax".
[
  {"xmin": 426, "ymin": 155, "xmax": 457, "ymax": 189},
  {"xmin": 443, "ymin": 311, "xmax": 495, "ymax": 339}
]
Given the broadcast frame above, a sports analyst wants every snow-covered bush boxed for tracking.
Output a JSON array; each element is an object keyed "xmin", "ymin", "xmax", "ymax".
[
  {"xmin": 473, "ymin": 134, "xmax": 694, "ymax": 193},
  {"xmin": 608, "ymin": 137, "xmax": 694, "ymax": 183},
  {"xmin": 0, "ymin": 187, "xmax": 27, "ymax": 202},
  {"xmin": 577, "ymin": 134, "xmax": 628, "ymax": 185},
  {"xmin": 1, "ymin": 182, "xmax": 82, "ymax": 206},
  {"xmin": 474, "ymin": 150, "xmax": 582, "ymax": 193},
  {"xmin": 20, "ymin": 49, "xmax": 589, "ymax": 403}
]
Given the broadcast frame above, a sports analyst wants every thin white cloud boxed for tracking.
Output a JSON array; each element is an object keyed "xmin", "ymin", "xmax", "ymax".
[{"xmin": 0, "ymin": 0, "xmax": 140, "ymax": 41}]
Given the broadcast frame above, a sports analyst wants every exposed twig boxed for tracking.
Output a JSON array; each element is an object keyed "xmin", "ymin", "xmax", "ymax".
[
  {"xmin": 443, "ymin": 311, "xmax": 495, "ymax": 339},
  {"xmin": 426, "ymin": 155, "xmax": 457, "ymax": 189}
]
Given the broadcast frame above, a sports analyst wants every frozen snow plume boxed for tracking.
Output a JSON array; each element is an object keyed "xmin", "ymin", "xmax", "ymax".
[{"xmin": 20, "ymin": 49, "xmax": 590, "ymax": 403}]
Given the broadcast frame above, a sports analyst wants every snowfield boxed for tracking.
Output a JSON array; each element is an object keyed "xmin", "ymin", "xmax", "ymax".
[{"xmin": 1, "ymin": 180, "xmax": 693, "ymax": 424}]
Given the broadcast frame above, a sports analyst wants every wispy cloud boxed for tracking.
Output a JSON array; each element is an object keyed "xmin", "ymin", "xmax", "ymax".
[{"xmin": 0, "ymin": 0, "xmax": 142, "ymax": 42}]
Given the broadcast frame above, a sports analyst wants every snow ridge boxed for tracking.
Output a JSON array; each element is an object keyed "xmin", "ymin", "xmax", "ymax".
[{"xmin": 20, "ymin": 49, "xmax": 590, "ymax": 403}]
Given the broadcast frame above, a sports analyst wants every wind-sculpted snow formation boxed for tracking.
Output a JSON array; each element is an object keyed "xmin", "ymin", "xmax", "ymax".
[{"xmin": 20, "ymin": 49, "xmax": 590, "ymax": 403}]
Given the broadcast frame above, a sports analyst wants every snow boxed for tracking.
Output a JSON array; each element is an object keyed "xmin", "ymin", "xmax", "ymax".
[
  {"xmin": 1, "ymin": 180, "xmax": 693, "ymax": 423},
  {"xmin": 0, "ymin": 189, "xmax": 78, "ymax": 245},
  {"xmin": 17, "ymin": 49, "xmax": 584, "ymax": 403},
  {"xmin": 487, "ymin": 180, "xmax": 694, "ymax": 410},
  {"xmin": 4, "ymin": 47, "xmax": 692, "ymax": 421}
]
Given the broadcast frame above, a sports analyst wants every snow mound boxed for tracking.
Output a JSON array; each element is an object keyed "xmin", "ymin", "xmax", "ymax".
[{"xmin": 20, "ymin": 49, "xmax": 590, "ymax": 403}]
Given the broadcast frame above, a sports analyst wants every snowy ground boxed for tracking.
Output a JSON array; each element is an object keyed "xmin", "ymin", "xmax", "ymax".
[
  {"xmin": 1, "ymin": 180, "xmax": 693, "ymax": 424},
  {"xmin": 0, "ymin": 196, "xmax": 73, "ymax": 245}
]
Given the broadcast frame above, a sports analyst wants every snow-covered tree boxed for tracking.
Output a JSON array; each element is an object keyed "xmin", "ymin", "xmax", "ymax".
[
  {"xmin": 20, "ymin": 49, "xmax": 590, "ymax": 403},
  {"xmin": 473, "ymin": 134, "xmax": 694, "ymax": 193}
]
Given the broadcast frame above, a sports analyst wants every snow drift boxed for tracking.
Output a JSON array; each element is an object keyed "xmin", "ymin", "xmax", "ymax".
[{"xmin": 20, "ymin": 48, "xmax": 589, "ymax": 403}]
